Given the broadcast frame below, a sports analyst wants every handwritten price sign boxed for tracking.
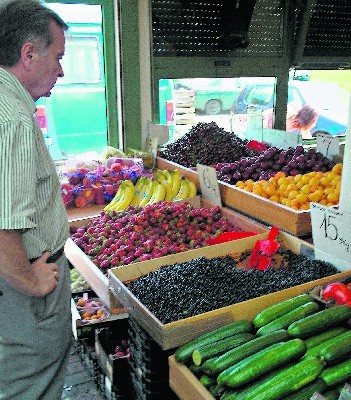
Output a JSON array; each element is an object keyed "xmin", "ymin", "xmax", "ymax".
[
  {"xmin": 310, "ymin": 203, "xmax": 351, "ymax": 271},
  {"xmin": 316, "ymin": 132, "xmax": 339, "ymax": 159},
  {"xmin": 197, "ymin": 164, "xmax": 222, "ymax": 206}
]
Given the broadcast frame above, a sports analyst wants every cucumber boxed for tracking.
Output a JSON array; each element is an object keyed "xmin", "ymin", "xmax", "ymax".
[
  {"xmin": 253, "ymin": 294, "xmax": 314, "ymax": 328},
  {"xmin": 218, "ymin": 338, "xmax": 306, "ymax": 388},
  {"xmin": 192, "ymin": 333, "xmax": 254, "ymax": 366},
  {"xmin": 209, "ymin": 384, "xmax": 226, "ymax": 398},
  {"xmin": 282, "ymin": 378, "xmax": 327, "ymax": 400},
  {"xmin": 199, "ymin": 374, "xmax": 216, "ymax": 388},
  {"xmin": 256, "ymin": 301, "xmax": 320, "ymax": 336},
  {"xmin": 243, "ymin": 357, "xmax": 324, "ymax": 400},
  {"xmin": 321, "ymin": 389, "xmax": 341, "ymax": 400},
  {"xmin": 305, "ymin": 327, "xmax": 348, "ymax": 349},
  {"xmin": 202, "ymin": 329, "xmax": 291, "ymax": 376},
  {"xmin": 320, "ymin": 329, "xmax": 351, "ymax": 364},
  {"xmin": 174, "ymin": 319, "xmax": 252, "ymax": 363},
  {"xmin": 221, "ymin": 363, "xmax": 296, "ymax": 400},
  {"xmin": 189, "ymin": 363, "xmax": 203, "ymax": 377},
  {"xmin": 288, "ymin": 305, "xmax": 351, "ymax": 338},
  {"xmin": 321, "ymin": 358, "xmax": 351, "ymax": 386},
  {"xmin": 302, "ymin": 331, "xmax": 351, "ymax": 360}
]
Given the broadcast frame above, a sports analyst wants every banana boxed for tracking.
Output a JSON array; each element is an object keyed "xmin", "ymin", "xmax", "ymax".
[
  {"xmin": 154, "ymin": 171, "xmax": 174, "ymax": 201},
  {"xmin": 162, "ymin": 169, "xmax": 173, "ymax": 186},
  {"xmin": 186, "ymin": 179, "xmax": 198, "ymax": 198},
  {"xmin": 104, "ymin": 182, "xmax": 125, "ymax": 211},
  {"xmin": 110, "ymin": 181, "xmax": 135, "ymax": 211},
  {"xmin": 173, "ymin": 178, "xmax": 190, "ymax": 201},
  {"xmin": 147, "ymin": 180, "xmax": 166, "ymax": 204},
  {"xmin": 130, "ymin": 176, "xmax": 147, "ymax": 206},
  {"xmin": 138, "ymin": 177, "xmax": 154, "ymax": 206},
  {"xmin": 170, "ymin": 169, "xmax": 182, "ymax": 198}
]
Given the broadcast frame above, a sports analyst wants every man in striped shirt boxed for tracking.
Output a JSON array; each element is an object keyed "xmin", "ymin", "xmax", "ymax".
[{"xmin": 0, "ymin": 1, "xmax": 73, "ymax": 398}]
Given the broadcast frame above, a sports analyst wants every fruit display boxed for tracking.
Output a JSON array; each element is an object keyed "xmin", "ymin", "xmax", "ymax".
[
  {"xmin": 70, "ymin": 202, "xmax": 235, "ymax": 272},
  {"xmin": 158, "ymin": 122, "xmax": 257, "ymax": 167},
  {"xmin": 74, "ymin": 296, "xmax": 110, "ymax": 324},
  {"xmin": 103, "ymin": 169, "xmax": 198, "ymax": 211},
  {"xmin": 235, "ymin": 163, "xmax": 342, "ymax": 210},
  {"xmin": 173, "ymin": 295, "xmax": 351, "ymax": 400},
  {"xmin": 61, "ymin": 158, "xmax": 146, "ymax": 209},
  {"xmin": 216, "ymin": 145, "xmax": 336, "ymax": 185},
  {"xmin": 126, "ymin": 249, "xmax": 339, "ymax": 323},
  {"xmin": 70, "ymin": 268, "xmax": 91, "ymax": 293}
]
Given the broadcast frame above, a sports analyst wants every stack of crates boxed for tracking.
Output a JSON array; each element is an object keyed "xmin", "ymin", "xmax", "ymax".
[
  {"xmin": 128, "ymin": 317, "xmax": 178, "ymax": 400},
  {"xmin": 94, "ymin": 318, "xmax": 132, "ymax": 400}
]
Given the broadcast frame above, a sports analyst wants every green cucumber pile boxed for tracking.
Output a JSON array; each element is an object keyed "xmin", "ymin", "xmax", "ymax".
[{"xmin": 174, "ymin": 294, "xmax": 351, "ymax": 400}]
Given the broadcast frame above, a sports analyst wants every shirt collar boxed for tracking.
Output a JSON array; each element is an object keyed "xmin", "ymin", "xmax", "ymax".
[{"xmin": 0, "ymin": 66, "xmax": 36, "ymax": 114}]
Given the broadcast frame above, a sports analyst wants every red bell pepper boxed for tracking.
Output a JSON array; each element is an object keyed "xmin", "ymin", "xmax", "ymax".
[{"xmin": 321, "ymin": 282, "xmax": 351, "ymax": 305}]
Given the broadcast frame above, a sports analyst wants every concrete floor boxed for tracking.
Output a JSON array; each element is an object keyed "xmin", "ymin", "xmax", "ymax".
[{"xmin": 62, "ymin": 344, "xmax": 104, "ymax": 400}]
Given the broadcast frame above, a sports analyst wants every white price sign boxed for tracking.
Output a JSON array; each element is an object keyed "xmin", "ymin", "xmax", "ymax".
[
  {"xmin": 197, "ymin": 164, "xmax": 222, "ymax": 206},
  {"xmin": 246, "ymin": 109, "xmax": 263, "ymax": 141},
  {"xmin": 316, "ymin": 132, "xmax": 339, "ymax": 159},
  {"xmin": 310, "ymin": 203, "xmax": 351, "ymax": 271}
]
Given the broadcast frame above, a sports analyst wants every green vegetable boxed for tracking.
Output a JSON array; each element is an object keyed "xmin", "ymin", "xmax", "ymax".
[
  {"xmin": 321, "ymin": 358, "xmax": 351, "ymax": 386},
  {"xmin": 305, "ymin": 326, "xmax": 348, "ymax": 349},
  {"xmin": 282, "ymin": 378, "xmax": 327, "ymax": 400},
  {"xmin": 174, "ymin": 319, "xmax": 252, "ymax": 363},
  {"xmin": 243, "ymin": 357, "xmax": 324, "ymax": 400},
  {"xmin": 253, "ymin": 294, "xmax": 314, "ymax": 328},
  {"xmin": 199, "ymin": 374, "xmax": 216, "ymax": 388},
  {"xmin": 302, "ymin": 331, "xmax": 351, "ymax": 360},
  {"xmin": 209, "ymin": 384, "xmax": 226, "ymax": 398},
  {"xmin": 320, "ymin": 329, "xmax": 351, "ymax": 364},
  {"xmin": 321, "ymin": 389, "xmax": 341, "ymax": 400},
  {"xmin": 288, "ymin": 305, "xmax": 351, "ymax": 338},
  {"xmin": 202, "ymin": 329, "xmax": 291, "ymax": 376},
  {"xmin": 188, "ymin": 363, "xmax": 203, "ymax": 377},
  {"xmin": 218, "ymin": 338, "xmax": 306, "ymax": 387},
  {"xmin": 256, "ymin": 301, "xmax": 320, "ymax": 336},
  {"xmin": 192, "ymin": 332, "xmax": 254, "ymax": 366}
]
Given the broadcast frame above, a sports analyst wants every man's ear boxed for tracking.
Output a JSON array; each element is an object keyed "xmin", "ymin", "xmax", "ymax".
[{"xmin": 21, "ymin": 42, "xmax": 38, "ymax": 69}]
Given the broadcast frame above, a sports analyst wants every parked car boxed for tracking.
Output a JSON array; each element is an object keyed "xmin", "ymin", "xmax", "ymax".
[
  {"xmin": 174, "ymin": 78, "xmax": 244, "ymax": 115},
  {"xmin": 231, "ymin": 81, "xmax": 349, "ymax": 136}
]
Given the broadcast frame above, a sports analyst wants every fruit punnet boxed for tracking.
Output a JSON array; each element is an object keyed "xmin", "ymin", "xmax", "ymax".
[
  {"xmin": 236, "ymin": 163, "xmax": 342, "ymax": 210},
  {"xmin": 158, "ymin": 122, "xmax": 257, "ymax": 167}
]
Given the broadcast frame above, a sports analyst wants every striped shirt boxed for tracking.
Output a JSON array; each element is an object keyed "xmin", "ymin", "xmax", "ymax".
[{"xmin": 0, "ymin": 67, "xmax": 69, "ymax": 259}]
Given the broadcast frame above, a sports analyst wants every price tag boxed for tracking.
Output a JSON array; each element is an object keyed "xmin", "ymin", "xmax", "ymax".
[
  {"xmin": 316, "ymin": 132, "xmax": 339, "ymax": 159},
  {"xmin": 246, "ymin": 109, "xmax": 263, "ymax": 141},
  {"xmin": 262, "ymin": 129, "xmax": 302, "ymax": 150},
  {"xmin": 197, "ymin": 164, "xmax": 222, "ymax": 206},
  {"xmin": 310, "ymin": 203, "xmax": 351, "ymax": 271}
]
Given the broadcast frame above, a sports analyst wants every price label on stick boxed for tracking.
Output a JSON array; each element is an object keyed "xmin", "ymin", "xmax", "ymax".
[
  {"xmin": 197, "ymin": 164, "xmax": 222, "ymax": 206},
  {"xmin": 316, "ymin": 132, "xmax": 339, "ymax": 159},
  {"xmin": 310, "ymin": 203, "xmax": 351, "ymax": 271}
]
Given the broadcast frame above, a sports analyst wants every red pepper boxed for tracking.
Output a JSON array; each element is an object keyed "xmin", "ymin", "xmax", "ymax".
[{"xmin": 321, "ymin": 282, "xmax": 351, "ymax": 305}]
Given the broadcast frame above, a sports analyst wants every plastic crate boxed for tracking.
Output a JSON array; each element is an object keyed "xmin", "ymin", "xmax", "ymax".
[
  {"xmin": 94, "ymin": 320, "xmax": 132, "ymax": 397},
  {"xmin": 128, "ymin": 317, "xmax": 177, "ymax": 400}
]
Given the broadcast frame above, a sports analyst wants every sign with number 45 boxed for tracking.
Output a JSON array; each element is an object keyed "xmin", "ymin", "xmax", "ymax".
[{"xmin": 310, "ymin": 203, "xmax": 351, "ymax": 271}]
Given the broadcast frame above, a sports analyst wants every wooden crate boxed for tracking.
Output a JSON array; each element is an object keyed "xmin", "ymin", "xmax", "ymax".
[
  {"xmin": 109, "ymin": 231, "xmax": 351, "ymax": 350},
  {"xmin": 65, "ymin": 198, "xmax": 267, "ymax": 311},
  {"xmin": 169, "ymin": 355, "xmax": 215, "ymax": 400},
  {"xmin": 156, "ymin": 157, "xmax": 312, "ymax": 237}
]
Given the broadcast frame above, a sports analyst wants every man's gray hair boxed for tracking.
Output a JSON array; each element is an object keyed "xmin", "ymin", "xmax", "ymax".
[{"xmin": 0, "ymin": 0, "xmax": 68, "ymax": 66}]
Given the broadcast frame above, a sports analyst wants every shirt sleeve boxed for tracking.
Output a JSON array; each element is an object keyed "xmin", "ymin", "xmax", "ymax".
[{"xmin": 0, "ymin": 119, "xmax": 37, "ymax": 230}]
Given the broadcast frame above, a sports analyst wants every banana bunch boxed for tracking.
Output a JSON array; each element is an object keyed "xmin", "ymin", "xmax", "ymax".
[
  {"xmin": 153, "ymin": 169, "xmax": 198, "ymax": 201},
  {"xmin": 104, "ymin": 180, "xmax": 135, "ymax": 211}
]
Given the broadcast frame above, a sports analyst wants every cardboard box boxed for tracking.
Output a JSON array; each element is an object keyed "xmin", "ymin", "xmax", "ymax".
[
  {"xmin": 109, "ymin": 231, "xmax": 351, "ymax": 350},
  {"xmin": 65, "ymin": 198, "xmax": 268, "ymax": 309},
  {"xmin": 156, "ymin": 157, "xmax": 313, "ymax": 237}
]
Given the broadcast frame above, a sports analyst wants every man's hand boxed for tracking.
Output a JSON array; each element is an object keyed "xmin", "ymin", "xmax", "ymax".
[
  {"xmin": 0, "ymin": 230, "xmax": 59, "ymax": 296},
  {"xmin": 30, "ymin": 251, "xmax": 59, "ymax": 296}
]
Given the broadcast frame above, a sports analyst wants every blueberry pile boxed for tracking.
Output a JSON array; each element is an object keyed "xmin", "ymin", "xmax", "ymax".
[
  {"xmin": 158, "ymin": 122, "xmax": 256, "ymax": 167},
  {"xmin": 128, "ymin": 250, "xmax": 339, "ymax": 324}
]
